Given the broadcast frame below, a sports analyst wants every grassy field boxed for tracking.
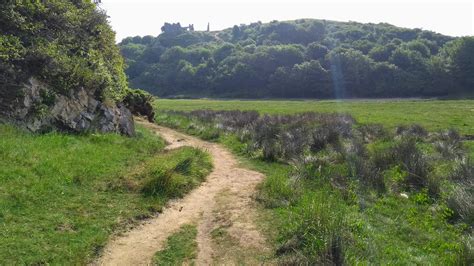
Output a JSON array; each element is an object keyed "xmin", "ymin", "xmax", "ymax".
[
  {"xmin": 154, "ymin": 102, "xmax": 473, "ymax": 264},
  {"xmin": 155, "ymin": 99, "xmax": 474, "ymax": 135},
  {"xmin": 0, "ymin": 124, "xmax": 212, "ymax": 264}
]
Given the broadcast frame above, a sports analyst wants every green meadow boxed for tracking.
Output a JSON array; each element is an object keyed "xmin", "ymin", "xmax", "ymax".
[
  {"xmin": 155, "ymin": 99, "xmax": 474, "ymax": 135},
  {"xmin": 154, "ymin": 99, "xmax": 474, "ymax": 264},
  {"xmin": 0, "ymin": 125, "xmax": 212, "ymax": 264}
]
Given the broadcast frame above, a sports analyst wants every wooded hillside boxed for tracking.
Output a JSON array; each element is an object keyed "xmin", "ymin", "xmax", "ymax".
[{"xmin": 120, "ymin": 19, "xmax": 474, "ymax": 98}]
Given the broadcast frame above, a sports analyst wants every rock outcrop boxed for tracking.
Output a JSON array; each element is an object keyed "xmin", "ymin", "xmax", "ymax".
[{"xmin": 0, "ymin": 77, "xmax": 135, "ymax": 136}]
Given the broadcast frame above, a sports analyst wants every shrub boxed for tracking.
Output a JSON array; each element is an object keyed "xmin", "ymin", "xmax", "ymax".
[
  {"xmin": 0, "ymin": 1, "xmax": 128, "ymax": 100},
  {"xmin": 311, "ymin": 126, "xmax": 340, "ymax": 152},
  {"xmin": 392, "ymin": 137, "xmax": 431, "ymax": 191},
  {"xmin": 396, "ymin": 124, "xmax": 428, "ymax": 139},
  {"xmin": 123, "ymin": 88, "xmax": 156, "ymax": 122},
  {"xmin": 280, "ymin": 124, "xmax": 312, "ymax": 160},
  {"xmin": 358, "ymin": 123, "xmax": 389, "ymax": 142},
  {"xmin": 434, "ymin": 129, "xmax": 465, "ymax": 160},
  {"xmin": 346, "ymin": 152, "xmax": 386, "ymax": 193},
  {"xmin": 447, "ymin": 182, "xmax": 474, "ymax": 225},
  {"xmin": 250, "ymin": 115, "xmax": 282, "ymax": 161},
  {"xmin": 447, "ymin": 159, "xmax": 474, "ymax": 225}
]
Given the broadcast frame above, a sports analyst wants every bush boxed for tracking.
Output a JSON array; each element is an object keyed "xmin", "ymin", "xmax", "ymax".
[
  {"xmin": 392, "ymin": 137, "xmax": 431, "ymax": 191},
  {"xmin": 358, "ymin": 123, "xmax": 389, "ymax": 142},
  {"xmin": 0, "ymin": 1, "xmax": 128, "ymax": 101},
  {"xmin": 250, "ymin": 115, "xmax": 283, "ymax": 161},
  {"xmin": 123, "ymin": 88, "xmax": 156, "ymax": 121},
  {"xmin": 434, "ymin": 129, "xmax": 465, "ymax": 160},
  {"xmin": 280, "ymin": 124, "xmax": 312, "ymax": 160},
  {"xmin": 447, "ymin": 182, "xmax": 474, "ymax": 225},
  {"xmin": 447, "ymin": 158, "xmax": 474, "ymax": 225},
  {"xmin": 396, "ymin": 124, "xmax": 428, "ymax": 139},
  {"xmin": 311, "ymin": 126, "xmax": 340, "ymax": 152}
]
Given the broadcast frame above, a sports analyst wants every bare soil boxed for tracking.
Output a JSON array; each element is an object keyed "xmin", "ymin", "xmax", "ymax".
[{"xmin": 94, "ymin": 118, "xmax": 269, "ymax": 265}]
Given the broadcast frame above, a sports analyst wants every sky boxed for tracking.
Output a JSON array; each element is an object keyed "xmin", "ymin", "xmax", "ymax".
[{"xmin": 100, "ymin": 0, "xmax": 474, "ymax": 42}]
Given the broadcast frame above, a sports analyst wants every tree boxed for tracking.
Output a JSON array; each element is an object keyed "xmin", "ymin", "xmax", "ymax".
[
  {"xmin": 368, "ymin": 44, "xmax": 396, "ymax": 62},
  {"xmin": 440, "ymin": 37, "xmax": 474, "ymax": 91},
  {"xmin": 118, "ymin": 18, "xmax": 459, "ymax": 98},
  {"xmin": 232, "ymin": 25, "xmax": 242, "ymax": 40},
  {"xmin": 306, "ymin": 42, "xmax": 329, "ymax": 60},
  {"xmin": 328, "ymin": 48, "xmax": 374, "ymax": 97}
]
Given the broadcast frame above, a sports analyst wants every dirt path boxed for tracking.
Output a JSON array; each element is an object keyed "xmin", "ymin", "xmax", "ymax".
[{"xmin": 95, "ymin": 118, "xmax": 269, "ymax": 265}]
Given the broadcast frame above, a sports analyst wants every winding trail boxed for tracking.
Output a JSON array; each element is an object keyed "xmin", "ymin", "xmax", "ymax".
[{"xmin": 95, "ymin": 118, "xmax": 269, "ymax": 265}]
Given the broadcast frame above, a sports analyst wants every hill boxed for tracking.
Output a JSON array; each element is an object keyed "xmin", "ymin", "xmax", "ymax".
[{"xmin": 119, "ymin": 19, "xmax": 474, "ymax": 98}]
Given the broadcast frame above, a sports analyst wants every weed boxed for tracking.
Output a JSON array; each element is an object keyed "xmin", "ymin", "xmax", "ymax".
[{"xmin": 153, "ymin": 224, "xmax": 198, "ymax": 265}]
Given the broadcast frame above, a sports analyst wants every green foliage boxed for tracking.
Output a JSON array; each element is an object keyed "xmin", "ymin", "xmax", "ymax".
[
  {"xmin": 440, "ymin": 37, "xmax": 474, "ymax": 91},
  {"xmin": 119, "ymin": 19, "xmax": 472, "ymax": 98},
  {"xmin": 277, "ymin": 189, "xmax": 348, "ymax": 264},
  {"xmin": 123, "ymin": 88, "xmax": 156, "ymax": 121},
  {"xmin": 0, "ymin": 1, "xmax": 128, "ymax": 101},
  {"xmin": 154, "ymin": 99, "xmax": 474, "ymax": 135},
  {"xmin": 138, "ymin": 147, "xmax": 212, "ymax": 198},
  {"xmin": 154, "ymin": 104, "xmax": 473, "ymax": 264},
  {"xmin": 0, "ymin": 124, "xmax": 211, "ymax": 264},
  {"xmin": 153, "ymin": 224, "xmax": 198, "ymax": 265}
]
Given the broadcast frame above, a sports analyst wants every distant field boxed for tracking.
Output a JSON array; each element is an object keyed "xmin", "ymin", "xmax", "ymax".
[{"xmin": 155, "ymin": 99, "xmax": 474, "ymax": 135}]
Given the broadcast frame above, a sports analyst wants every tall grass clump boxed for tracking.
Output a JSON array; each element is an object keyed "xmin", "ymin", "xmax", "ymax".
[
  {"xmin": 140, "ymin": 147, "xmax": 212, "ymax": 198},
  {"xmin": 277, "ymin": 189, "xmax": 347, "ymax": 265},
  {"xmin": 155, "ymin": 109, "xmax": 473, "ymax": 264}
]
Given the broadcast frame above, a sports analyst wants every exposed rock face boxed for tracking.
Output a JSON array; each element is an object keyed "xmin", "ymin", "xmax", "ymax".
[{"xmin": 0, "ymin": 77, "xmax": 135, "ymax": 136}]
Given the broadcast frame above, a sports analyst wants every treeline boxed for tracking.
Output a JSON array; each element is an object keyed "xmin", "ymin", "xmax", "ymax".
[{"xmin": 120, "ymin": 19, "xmax": 474, "ymax": 98}]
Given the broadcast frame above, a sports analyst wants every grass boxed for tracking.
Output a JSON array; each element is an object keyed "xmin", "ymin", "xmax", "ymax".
[
  {"xmin": 153, "ymin": 224, "xmax": 198, "ymax": 265},
  {"xmin": 155, "ymin": 99, "xmax": 474, "ymax": 135},
  {"xmin": 153, "ymin": 108, "xmax": 472, "ymax": 264},
  {"xmin": 0, "ymin": 124, "xmax": 212, "ymax": 264}
]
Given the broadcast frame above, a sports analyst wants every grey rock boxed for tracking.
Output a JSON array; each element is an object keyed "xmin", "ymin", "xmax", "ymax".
[{"xmin": 0, "ymin": 77, "xmax": 135, "ymax": 136}]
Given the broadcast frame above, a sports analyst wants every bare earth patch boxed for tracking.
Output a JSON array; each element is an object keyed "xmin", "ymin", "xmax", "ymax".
[{"xmin": 94, "ymin": 118, "xmax": 270, "ymax": 265}]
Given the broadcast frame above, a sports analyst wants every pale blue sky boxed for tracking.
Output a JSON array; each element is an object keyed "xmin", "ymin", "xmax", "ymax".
[{"xmin": 100, "ymin": 0, "xmax": 474, "ymax": 42}]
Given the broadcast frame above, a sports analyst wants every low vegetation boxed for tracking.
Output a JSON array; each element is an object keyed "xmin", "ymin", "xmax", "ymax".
[
  {"xmin": 123, "ymin": 88, "xmax": 156, "ymax": 122},
  {"xmin": 154, "ymin": 99, "xmax": 474, "ymax": 135},
  {"xmin": 0, "ymin": 124, "xmax": 212, "ymax": 264},
  {"xmin": 153, "ymin": 224, "xmax": 198, "ymax": 265},
  {"xmin": 155, "ymin": 108, "xmax": 473, "ymax": 264}
]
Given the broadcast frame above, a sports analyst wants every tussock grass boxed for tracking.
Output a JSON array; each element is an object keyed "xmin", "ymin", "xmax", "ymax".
[
  {"xmin": 155, "ymin": 107, "xmax": 473, "ymax": 264},
  {"xmin": 154, "ymin": 99, "xmax": 474, "ymax": 135},
  {"xmin": 0, "ymin": 124, "xmax": 211, "ymax": 264}
]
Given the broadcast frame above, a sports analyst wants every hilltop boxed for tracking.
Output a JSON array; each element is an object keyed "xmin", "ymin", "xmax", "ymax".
[{"xmin": 120, "ymin": 19, "xmax": 474, "ymax": 98}]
